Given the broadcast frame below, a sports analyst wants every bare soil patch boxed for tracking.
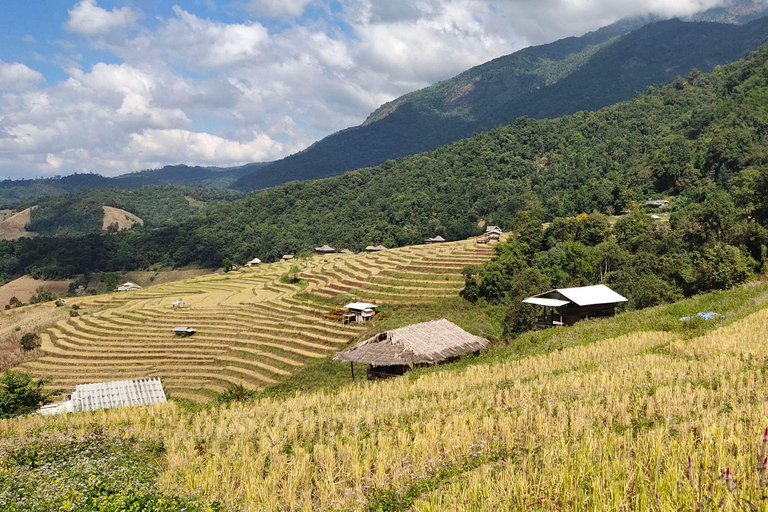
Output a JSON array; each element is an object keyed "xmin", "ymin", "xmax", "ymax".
[
  {"xmin": 0, "ymin": 276, "xmax": 71, "ymax": 307},
  {"xmin": 102, "ymin": 205, "xmax": 143, "ymax": 231},
  {"xmin": 0, "ymin": 207, "xmax": 36, "ymax": 240}
]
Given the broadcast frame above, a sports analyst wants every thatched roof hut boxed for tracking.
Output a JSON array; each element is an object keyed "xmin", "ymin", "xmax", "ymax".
[
  {"xmin": 334, "ymin": 319, "xmax": 488, "ymax": 371},
  {"xmin": 424, "ymin": 235, "xmax": 446, "ymax": 244},
  {"xmin": 315, "ymin": 245, "xmax": 336, "ymax": 253},
  {"xmin": 340, "ymin": 248, "xmax": 354, "ymax": 254}
]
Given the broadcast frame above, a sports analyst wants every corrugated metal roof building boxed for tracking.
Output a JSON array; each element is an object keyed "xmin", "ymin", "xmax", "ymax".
[
  {"xmin": 523, "ymin": 284, "xmax": 627, "ymax": 326},
  {"xmin": 39, "ymin": 378, "xmax": 167, "ymax": 415}
]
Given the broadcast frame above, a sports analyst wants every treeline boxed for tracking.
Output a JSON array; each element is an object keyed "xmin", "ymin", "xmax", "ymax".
[{"xmin": 4, "ymin": 40, "xmax": 768, "ymax": 279}]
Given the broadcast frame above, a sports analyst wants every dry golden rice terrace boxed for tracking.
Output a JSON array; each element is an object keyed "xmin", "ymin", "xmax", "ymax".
[{"xmin": 19, "ymin": 238, "xmax": 495, "ymax": 401}]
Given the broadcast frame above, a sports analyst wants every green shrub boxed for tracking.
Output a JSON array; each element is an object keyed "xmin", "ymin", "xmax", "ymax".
[{"xmin": 19, "ymin": 332, "xmax": 40, "ymax": 351}]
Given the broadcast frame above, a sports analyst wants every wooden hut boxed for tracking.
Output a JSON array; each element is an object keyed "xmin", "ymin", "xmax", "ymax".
[
  {"xmin": 523, "ymin": 284, "xmax": 627, "ymax": 327},
  {"xmin": 342, "ymin": 302, "xmax": 378, "ymax": 323},
  {"xmin": 334, "ymin": 318, "xmax": 489, "ymax": 379},
  {"xmin": 425, "ymin": 235, "xmax": 446, "ymax": 244},
  {"xmin": 340, "ymin": 248, "xmax": 354, "ymax": 254},
  {"xmin": 365, "ymin": 245, "xmax": 387, "ymax": 252},
  {"xmin": 280, "ymin": 254, "xmax": 294, "ymax": 262},
  {"xmin": 245, "ymin": 257, "xmax": 261, "ymax": 267},
  {"xmin": 315, "ymin": 245, "xmax": 336, "ymax": 254},
  {"xmin": 116, "ymin": 281, "xmax": 141, "ymax": 292},
  {"xmin": 485, "ymin": 225, "xmax": 502, "ymax": 241}
]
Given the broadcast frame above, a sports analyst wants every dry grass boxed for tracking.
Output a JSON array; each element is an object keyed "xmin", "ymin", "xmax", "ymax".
[
  {"xmin": 101, "ymin": 205, "xmax": 143, "ymax": 231},
  {"xmin": 0, "ymin": 207, "xmax": 35, "ymax": 240},
  {"xmin": 0, "ymin": 275, "xmax": 71, "ymax": 307},
  {"xmin": 1, "ymin": 305, "xmax": 767, "ymax": 510},
  {"xmin": 0, "ymin": 304, "xmax": 70, "ymax": 370}
]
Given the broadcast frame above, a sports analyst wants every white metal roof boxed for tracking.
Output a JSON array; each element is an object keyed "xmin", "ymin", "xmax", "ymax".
[
  {"xmin": 344, "ymin": 302, "xmax": 378, "ymax": 310},
  {"xmin": 70, "ymin": 378, "xmax": 166, "ymax": 413},
  {"xmin": 555, "ymin": 284, "xmax": 627, "ymax": 306},
  {"xmin": 523, "ymin": 297, "xmax": 570, "ymax": 307},
  {"xmin": 247, "ymin": 258, "xmax": 261, "ymax": 264}
]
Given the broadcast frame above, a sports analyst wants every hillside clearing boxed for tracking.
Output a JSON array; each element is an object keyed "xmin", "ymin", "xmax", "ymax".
[
  {"xmin": 101, "ymin": 205, "xmax": 143, "ymax": 231},
  {"xmin": 0, "ymin": 207, "xmax": 35, "ymax": 240}
]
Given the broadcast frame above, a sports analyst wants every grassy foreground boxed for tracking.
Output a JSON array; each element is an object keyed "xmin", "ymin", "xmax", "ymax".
[{"xmin": 1, "ymin": 282, "xmax": 768, "ymax": 510}]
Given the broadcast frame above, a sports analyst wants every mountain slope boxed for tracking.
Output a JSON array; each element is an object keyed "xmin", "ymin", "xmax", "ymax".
[{"xmin": 233, "ymin": 15, "xmax": 768, "ymax": 191}]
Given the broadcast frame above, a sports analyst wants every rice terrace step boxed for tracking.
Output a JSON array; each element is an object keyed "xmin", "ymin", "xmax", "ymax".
[{"xmin": 18, "ymin": 237, "xmax": 496, "ymax": 401}]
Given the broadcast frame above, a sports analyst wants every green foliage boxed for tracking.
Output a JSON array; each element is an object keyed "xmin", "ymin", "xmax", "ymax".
[
  {"xmin": 0, "ymin": 371, "xmax": 57, "ymax": 418},
  {"xmin": 18, "ymin": 332, "xmax": 40, "ymax": 351},
  {"xmin": 28, "ymin": 286, "xmax": 54, "ymax": 304},
  {"xmin": 0, "ymin": 428, "xmax": 230, "ymax": 511}
]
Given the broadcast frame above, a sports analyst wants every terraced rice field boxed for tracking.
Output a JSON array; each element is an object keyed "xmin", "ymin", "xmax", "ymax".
[{"xmin": 19, "ymin": 238, "xmax": 498, "ymax": 401}]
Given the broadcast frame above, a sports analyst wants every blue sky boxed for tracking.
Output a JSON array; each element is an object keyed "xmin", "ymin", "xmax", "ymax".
[{"xmin": 0, "ymin": 0, "xmax": 732, "ymax": 179}]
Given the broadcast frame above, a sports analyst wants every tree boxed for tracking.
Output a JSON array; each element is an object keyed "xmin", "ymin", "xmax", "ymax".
[
  {"xmin": 0, "ymin": 371, "xmax": 59, "ymax": 419},
  {"xmin": 19, "ymin": 332, "xmax": 41, "ymax": 351},
  {"xmin": 29, "ymin": 286, "xmax": 54, "ymax": 304}
]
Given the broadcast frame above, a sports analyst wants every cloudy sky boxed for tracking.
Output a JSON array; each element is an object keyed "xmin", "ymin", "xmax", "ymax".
[{"xmin": 0, "ymin": 0, "xmax": 733, "ymax": 179}]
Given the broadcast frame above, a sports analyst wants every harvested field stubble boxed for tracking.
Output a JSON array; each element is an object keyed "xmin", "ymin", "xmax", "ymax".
[{"xmin": 2, "ymin": 304, "xmax": 767, "ymax": 510}]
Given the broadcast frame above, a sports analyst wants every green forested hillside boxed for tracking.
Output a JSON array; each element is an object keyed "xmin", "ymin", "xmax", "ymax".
[
  {"xmin": 3, "ymin": 40, "xmax": 768, "ymax": 288},
  {"xmin": 23, "ymin": 186, "xmax": 242, "ymax": 237},
  {"xmin": 233, "ymin": 15, "xmax": 768, "ymax": 191}
]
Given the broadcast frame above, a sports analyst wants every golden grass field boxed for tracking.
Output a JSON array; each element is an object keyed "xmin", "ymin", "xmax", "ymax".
[
  {"xmin": 0, "ymin": 207, "xmax": 35, "ymax": 240},
  {"xmin": 13, "ymin": 238, "xmax": 496, "ymax": 401},
  {"xmin": 2, "ymin": 301, "xmax": 766, "ymax": 511},
  {"xmin": 101, "ymin": 205, "xmax": 144, "ymax": 231}
]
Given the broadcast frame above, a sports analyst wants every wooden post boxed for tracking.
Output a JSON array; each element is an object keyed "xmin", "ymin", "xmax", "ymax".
[{"xmin": 350, "ymin": 362, "xmax": 355, "ymax": 382}]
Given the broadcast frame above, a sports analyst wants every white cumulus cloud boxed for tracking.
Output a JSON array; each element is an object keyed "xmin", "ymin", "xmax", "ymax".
[
  {"xmin": 64, "ymin": 0, "xmax": 141, "ymax": 36},
  {"xmin": 0, "ymin": 61, "xmax": 45, "ymax": 92}
]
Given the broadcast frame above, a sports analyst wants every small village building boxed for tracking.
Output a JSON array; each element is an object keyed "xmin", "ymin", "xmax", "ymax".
[
  {"xmin": 366, "ymin": 245, "xmax": 387, "ymax": 252},
  {"xmin": 334, "ymin": 318, "xmax": 489, "ymax": 379},
  {"xmin": 340, "ymin": 248, "xmax": 354, "ymax": 254},
  {"xmin": 171, "ymin": 299, "xmax": 187, "ymax": 309},
  {"xmin": 644, "ymin": 199, "xmax": 670, "ymax": 209},
  {"xmin": 476, "ymin": 236, "xmax": 489, "ymax": 244},
  {"xmin": 116, "ymin": 282, "xmax": 141, "ymax": 292},
  {"xmin": 315, "ymin": 245, "xmax": 336, "ymax": 254},
  {"xmin": 342, "ymin": 302, "xmax": 378, "ymax": 323},
  {"xmin": 485, "ymin": 226, "xmax": 502, "ymax": 241},
  {"xmin": 523, "ymin": 284, "xmax": 627, "ymax": 327},
  {"xmin": 245, "ymin": 258, "xmax": 261, "ymax": 267},
  {"xmin": 280, "ymin": 254, "xmax": 295, "ymax": 262},
  {"xmin": 37, "ymin": 378, "xmax": 166, "ymax": 415},
  {"xmin": 425, "ymin": 235, "xmax": 446, "ymax": 244},
  {"xmin": 173, "ymin": 326, "xmax": 196, "ymax": 336}
]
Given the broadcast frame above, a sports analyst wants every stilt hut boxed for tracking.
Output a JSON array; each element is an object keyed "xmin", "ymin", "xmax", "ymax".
[
  {"xmin": 523, "ymin": 284, "xmax": 627, "ymax": 327},
  {"xmin": 333, "ymin": 318, "xmax": 489, "ymax": 379}
]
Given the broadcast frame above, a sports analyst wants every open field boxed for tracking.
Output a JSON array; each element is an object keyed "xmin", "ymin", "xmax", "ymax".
[
  {"xmin": 101, "ymin": 205, "xmax": 143, "ymax": 231},
  {"xmin": 14, "ymin": 238, "xmax": 498, "ymax": 401},
  {"xmin": 0, "ymin": 207, "xmax": 35, "ymax": 240},
  {"xmin": 2, "ymin": 295, "xmax": 767, "ymax": 510},
  {"xmin": 0, "ymin": 276, "xmax": 71, "ymax": 307}
]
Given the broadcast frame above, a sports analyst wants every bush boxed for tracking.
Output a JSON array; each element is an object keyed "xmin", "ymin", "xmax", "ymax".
[
  {"xmin": 19, "ymin": 332, "xmax": 41, "ymax": 351},
  {"xmin": 0, "ymin": 370, "xmax": 57, "ymax": 418}
]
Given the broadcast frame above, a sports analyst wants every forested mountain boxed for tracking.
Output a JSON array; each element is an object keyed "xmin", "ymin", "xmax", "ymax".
[
  {"xmin": 3, "ymin": 39, "xmax": 768, "ymax": 291},
  {"xmin": 233, "ymin": 13, "xmax": 768, "ymax": 191},
  {"xmin": 0, "ymin": 164, "xmax": 258, "ymax": 208}
]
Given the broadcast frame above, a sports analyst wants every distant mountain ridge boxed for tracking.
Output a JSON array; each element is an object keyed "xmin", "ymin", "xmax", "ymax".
[
  {"xmin": 0, "ymin": 164, "xmax": 260, "ymax": 208},
  {"xmin": 233, "ymin": 7, "xmax": 768, "ymax": 191}
]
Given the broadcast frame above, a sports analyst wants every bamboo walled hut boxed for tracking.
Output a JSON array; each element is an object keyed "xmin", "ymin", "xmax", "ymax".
[
  {"xmin": 334, "ymin": 318, "xmax": 489, "ymax": 379},
  {"xmin": 523, "ymin": 284, "xmax": 627, "ymax": 327}
]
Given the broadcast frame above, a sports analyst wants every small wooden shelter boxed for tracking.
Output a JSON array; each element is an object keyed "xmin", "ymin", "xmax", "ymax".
[
  {"xmin": 334, "ymin": 318, "xmax": 489, "ymax": 379},
  {"xmin": 365, "ymin": 245, "xmax": 387, "ymax": 252},
  {"xmin": 342, "ymin": 302, "xmax": 378, "ymax": 323},
  {"xmin": 245, "ymin": 258, "xmax": 261, "ymax": 267},
  {"xmin": 315, "ymin": 245, "xmax": 336, "ymax": 254},
  {"xmin": 173, "ymin": 326, "xmax": 196, "ymax": 336},
  {"xmin": 485, "ymin": 225, "xmax": 502, "ymax": 241},
  {"xmin": 523, "ymin": 284, "xmax": 627, "ymax": 327},
  {"xmin": 171, "ymin": 299, "xmax": 187, "ymax": 309},
  {"xmin": 116, "ymin": 282, "xmax": 141, "ymax": 292},
  {"xmin": 340, "ymin": 248, "xmax": 354, "ymax": 254},
  {"xmin": 425, "ymin": 235, "xmax": 446, "ymax": 244},
  {"xmin": 280, "ymin": 254, "xmax": 294, "ymax": 262}
]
